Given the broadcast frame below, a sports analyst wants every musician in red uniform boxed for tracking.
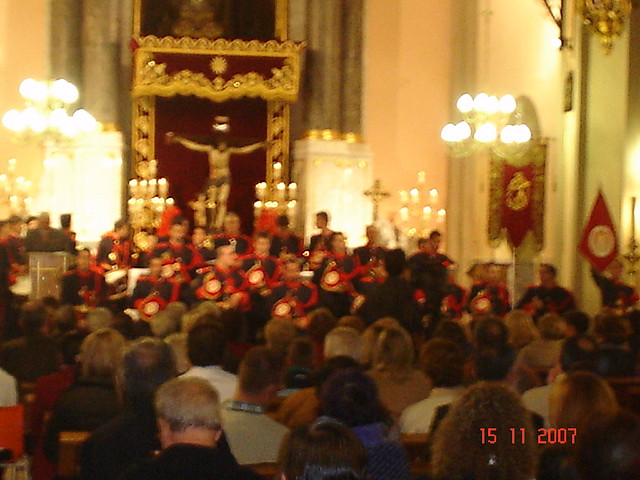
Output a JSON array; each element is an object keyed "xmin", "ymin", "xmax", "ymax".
[
  {"xmin": 268, "ymin": 255, "xmax": 318, "ymax": 324},
  {"xmin": 151, "ymin": 216, "xmax": 203, "ymax": 281},
  {"xmin": 466, "ymin": 262, "xmax": 511, "ymax": 318},
  {"xmin": 191, "ymin": 242, "xmax": 249, "ymax": 311},
  {"xmin": 353, "ymin": 225, "xmax": 387, "ymax": 295},
  {"xmin": 516, "ymin": 263, "xmax": 576, "ymax": 320},
  {"xmin": 130, "ymin": 256, "xmax": 184, "ymax": 319},
  {"xmin": 5, "ymin": 216, "xmax": 26, "ymax": 278},
  {"xmin": 269, "ymin": 215, "xmax": 304, "ymax": 259},
  {"xmin": 591, "ymin": 259, "xmax": 639, "ymax": 312},
  {"xmin": 191, "ymin": 226, "xmax": 216, "ymax": 263},
  {"xmin": 61, "ymin": 248, "xmax": 107, "ymax": 311},
  {"xmin": 96, "ymin": 219, "xmax": 134, "ymax": 271},
  {"xmin": 313, "ymin": 232, "xmax": 359, "ymax": 318},
  {"xmin": 212, "ymin": 212, "xmax": 253, "ymax": 255}
]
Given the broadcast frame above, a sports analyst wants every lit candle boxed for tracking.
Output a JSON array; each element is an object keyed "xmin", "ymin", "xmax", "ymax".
[
  {"xmin": 273, "ymin": 162, "xmax": 282, "ymax": 182},
  {"xmin": 418, "ymin": 171, "xmax": 426, "ymax": 185},
  {"xmin": 140, "ymin": 179, "xmax": 148, "ymax": 196},
  {"xmin": 437, "ymin": 209, "xmax": 446, "ymax": 223},
  {"xmin": 422, "ymin": 205, "xmax": 432, "ymax": 220},
  {"xmin": 255, "ymin": 182, "xmax": 267, "ymax": 200},
  {"xmin": 158, "ymin": 178, "xmax": 168, "ymax": 198},
  {"xmin": 399, "ymin": 190, "xmax": 409, "ymax": 205},
  {"xmin": 149, "ymin": 159, "xmax": 158, "ymax": 178},
  {"xmin": 400, "ymin": 206, "xmax": 409, "ymax": 222},
  {"xmin": 410, "ymin": 188, "xmax": 419, "ymax": 204},
  {"xmin": 129, "ymin": 179, "xmax": 138, "ymax": 196},
  {"xmin": 429, "ymin": 188, "xmax": 439, "ymax": 204},
  {"xmin": 8, "ymin": 158, "xmax": 16, "ymax": 173},
  {"xmin": 277, "ymin": 182, "xmax": 286, "ymax": 202},
  {"xmin": 149, "ymin": 178, "xmax": 157, "ymax": 196},
  {"xmin": 166, "ymin": 197, "xmax": 174, "ymax": 206},
  {"xmin": 287, "ymin": 200, "xmax": 297, "ymax": 218},
  {"xmin": 254, "ymin": 200, "xmax": 263, "ymax": 218},
  {"xmin": 288, "ymin": 182, "xmax": 297, "ymax": 201}
]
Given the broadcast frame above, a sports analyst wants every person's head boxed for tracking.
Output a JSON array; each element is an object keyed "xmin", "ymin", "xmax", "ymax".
[
  {"xmin": 7, "ymin": 215, "xmax": 22, "ymax": 235},
  {"xmin": 549, "ymin": 371, "xmax": 618, "ymax": 431},
  {"xmin": 187, "ymin": 319, "xmax": 227, "ymax": 367},
  {"xmin": 371, "ymin": 326, "xmax": 415, "ymax": 377},
  {"xmin": 328, "ymin": 232, "xmax": 346, "ymax": 254},
  {"xmin": 26, "ymin": 215, "xmax": 38, "ymax": 230},
  {"xmin": 485, "ymin": 262, "xmax": 502, "ymax": 285},
  {"xmin": 276, "ymin": 214, "xmax": 290, "ymax": 234},
  {"xmin": 315, "ymin": 211, "xmax": 329, "ymax": 230},
  {"xmin": 473, "ymin": 346, "xmax": 516, "ymax": 381},
  {"xmin": 419, "ymin": 338, "xmax": 466, "ymax": 388},
  {"xmin": 254, "ymin": 232, "xmax": 271, "ymax": 256},
  {"xmin": 165, "ymin": 302, "xmax": 188, "ymax": 324},
  {"xmin": 365, "ymin": 225, "xmax": 379, "ymax": 245},
  {"xmin": 215, "ymin": 244, "xmax": 237, "ymax": 269},
  {"xmin": 79, "ymin": 327, "xmax": 126, "ymax": 379},
  {"xmin": 264, "ymin": 317, "xmax": 297, "ymax": 356},
  {"xmin": 607, "ymin": 258, "xmax": 625, "ymax": 280},
  {"xmin": 560, "ymin": 334, "xmax": 599, "ymax": 373},
  {"xmin": 383, "ymin": 248, "xmax": 406, "ymax": 277},
  {"xmin": 191, "ymin": 226, "xmax": 207, "ymax": 246},
  {"xmin": 20, "ymin": 300, "xmax": 47, "ymax": 336},
  {"xmin": 86, "ymin": 307, "xmax": 114, "ymax": 332},
  {"xmin": 337, "ymin": 315, "xmax": 366, "ymax": 332},
  {"xmin": 307, "ymin": 308, "xmax": 338, "ymax": 345},
  {"xmin": 169, "ymin": 216, "xmax": 187, "ymax": 242},
  {"xmin": 433, "ymin": 320, "xmax": 471, "ymax": 352},
  {"xmin": 60, "ymin": 213, "xmax": 72, "ymax": 230},
  {"xmin": 155, "ymin": 376, "xmax": 223, "ymax": 449},
  {"xmin": 431, "ymin": 382, "xmax": 537, "ymax": 480},
  {"xmin": 149, "ymin": 256, "xmax": 163, "ymax": 277},
  {"xmin": 287, "ymin": 337, "xmax": 315, "ymax": 369},
  {"xmin": 321, "ymin": 369, "xmax": 388, "ymax": 426},
  {"xmin": 504, "ymin": 310, "xmax": 539, "ymax": 350},
  {"xmin": 150, "ymin": 311, "xmax": 179, "ymax": 339},
  {"xmin": 564, "ymin": 310, "xmax": 591, "ymax": 336},
  {"xmin": 361, "ymin": 317, "xmax": 402, "ymax": 366},
  {"xmin": 473, "ymin": 317, "xmax": 509, "ymax": 351},
  {"xmin": 38, "ymin": 212, "xmax": 51, "ymax": 229},
  {"xmin": 165, "ymin": 332, "xmax": 191, "ymax": 374},
  {"xmin": 595, "ymin": 315, "xmax": 629, "ymax": 345},
  {"xmin": 53, "ymin": 304, "xmax": 77, "ymax": 335},
  {"xmin": 281, "ymin": 256, "xmax": 301, "ymax": 281},
  {"xmin": 122, "ymin": 337, "xmax": 176, "ymax": 404},
  {"xmin": 324, "ymin": 327, "xmax": 365, "ymax": 363},
  {"xmin": 538, "ymin": 313, "xmax": 567, "ymax": 341},
  {"xmin": 76, "ymin": 247, "xmax": 92, "ymax": 271},
  {"xmin": 428, "ymin": 230, "xmax": 442, "ymax": 251},
  {"xmin": 576, "ymin": 411, "xmax": 640, "ymax": 480},
  {"xmin": 223, "ymin": 212, "xmax": 241, "ymax": 235},
  {"xmin": 237, "ymin": 346, "xmax": 284, "ymax": 403},
  {"xmin": 279, "ymin": 419, "xmax": 367, "ymax": 480},
  {"xmin": 114, "ymin": 218, "xmax": 129, "ymax": 239},
  {"xmin": 539, "ymin": 263, "xmax": 557, "ymax": 286}
]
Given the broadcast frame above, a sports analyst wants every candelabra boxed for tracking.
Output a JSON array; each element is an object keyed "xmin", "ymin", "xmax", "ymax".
[
  {"xmin": 398, "ymin": 171, "xmax": 446, "ymax": 239},
  {"xmin": 0, "ymin": 158, "xmax": 32, "ymax": 217},
  {"xmin": 127, "ymin": 159, "xmax": 174, "ymax": 249},
  {"xmin": 2, "ymin": 78, "xmax": 98, "ymax": 146},
  {"xmin": 254, "ymin": 162, "xmax": 297, "ymax": 222}
]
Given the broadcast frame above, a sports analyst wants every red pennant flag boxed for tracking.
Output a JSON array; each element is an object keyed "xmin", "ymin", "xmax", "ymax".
[{"xmin": 578, "ymin": 191, "xmax": 618, "ymax": 272}]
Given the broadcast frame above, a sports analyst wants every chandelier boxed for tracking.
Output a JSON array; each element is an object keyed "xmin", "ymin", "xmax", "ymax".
[
  {"xmin": 577, "ymin": 0, "xmax": 632, "ymax": 53},
  {"xmin": 2, "ymin": 78, "xmax": 98, "ymax": 145},
  {"xmin": 397, "ymin": 171, "xmax": 446, "ymax": 239},
  {"xmin": 441, "ymin": 93, "xmax": 532, "ymax": 159},
  {"xmin": 0, "ymin": 158, "xmax": 32, "ymax": 217}
]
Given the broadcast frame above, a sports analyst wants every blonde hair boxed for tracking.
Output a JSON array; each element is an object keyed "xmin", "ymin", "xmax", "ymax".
[
  {"xmin": 264, "ymin": 317, "xmax": 297, "ymax": 355},
  {"xmin": 165, "ymin": 332, "xmax": 191, "ymax": 374},
  {"xmin": 504, "ymin": 310, "xmax": 539, "ymax": 350},
  {"xmin": 549, "ymin": 371, "xmax": 619, "ymax": 431},
  {"xmin": 371, "ymin": 326, "xmax": 414, "ymax": 380},
  {"xmin": 79, "ymin": 328, "xmax": 126, "ymax": 382},
  {"xmin": 361, "ymin": 317, "xmax": 402, "ymax": 366},
  {"xmin": 324, "ymin": 326, "xmax": 365, "ymax": 362}
]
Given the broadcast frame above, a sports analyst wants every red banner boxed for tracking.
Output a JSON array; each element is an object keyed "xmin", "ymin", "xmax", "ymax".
[{"xmin": 578, "ymin": 191, "xmax": 618, "ymax": 272}]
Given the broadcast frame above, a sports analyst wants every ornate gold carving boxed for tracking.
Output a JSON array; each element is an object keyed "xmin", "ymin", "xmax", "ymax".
[
  {"xmin": 505, "ymin": 172, "xmax": 532, "ymax": 211},
  {"xmin": 131, "ymin": 96, "xmax": 155, "ymax": 172},
  {"xmin": 210, "ymin": 56, "xmax": 228, "ymax": 74},
  {"xmin": 267, "ymin": 101, "xmax": 290, "ymax": 187},
  {"xmin": 135, "ymin": 36, "xmax": 304, "ymax": 56}
]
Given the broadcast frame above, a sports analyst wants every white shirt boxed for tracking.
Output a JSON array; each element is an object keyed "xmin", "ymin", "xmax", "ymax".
[
  {"xmin": 521, "ymin": 373, "xmax": 565, "ymax": 428},
  {"xmin": 181, "ymin": 365, "xmax": 238, "ymax": 402},
  {"xmin": 399, "ymin": 386, "xmax": 465, "ymax": 434},
  {"xmin": 0, "ymin": 368, "xmax": 17, "ymax": 407}
]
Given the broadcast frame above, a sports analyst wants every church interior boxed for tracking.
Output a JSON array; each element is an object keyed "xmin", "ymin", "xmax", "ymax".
[{"xmin": 0, "ymin": 0, "xmax": 639, "ymax": 479}]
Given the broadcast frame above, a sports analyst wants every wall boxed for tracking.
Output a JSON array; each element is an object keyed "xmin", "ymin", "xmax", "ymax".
[{"xmin": 0, "ymin": 0, "xmax": 48, "ymax": 214}]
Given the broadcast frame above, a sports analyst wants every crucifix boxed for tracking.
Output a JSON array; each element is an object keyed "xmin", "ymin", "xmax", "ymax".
[{"xmin": 364, "ymin": 179, "xmax": 390, "ymax": 221}]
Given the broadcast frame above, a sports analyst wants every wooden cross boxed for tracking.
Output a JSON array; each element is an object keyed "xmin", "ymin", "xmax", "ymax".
[{"xmin": 364, "ymin": 179, "xmax": 390, "ymax": 221}]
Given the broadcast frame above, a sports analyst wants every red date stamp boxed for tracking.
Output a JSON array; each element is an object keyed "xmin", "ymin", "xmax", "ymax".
[{"xmin": 480, "ymin": 427, "xmax": 577, "ymax": 444}]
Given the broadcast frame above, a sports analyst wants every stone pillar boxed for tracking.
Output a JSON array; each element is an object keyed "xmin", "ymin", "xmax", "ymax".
[
  {"xmin": 82, "ymin": 0, "xmax": 120, "ymax": 124},
  {"xmin": 306, "ymin": 0, "xmax": 342, "ymax": 131},
  {"xmin": 340, "ymin": 0, "xmax": 364, "ymax": 135},
  {"xmin": 49, "ymin": 0, "xmax": 83, "ymax": 87}
]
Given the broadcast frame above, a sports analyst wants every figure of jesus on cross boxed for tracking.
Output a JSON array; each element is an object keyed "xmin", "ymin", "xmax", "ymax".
[{"xmin": 166, "ymin": 116, "xmax": 269, "ymax": 231}]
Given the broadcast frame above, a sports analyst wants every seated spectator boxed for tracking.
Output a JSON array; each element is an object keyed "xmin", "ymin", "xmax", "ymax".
[
  {"xmin": 367, "ymin": 327, "xmax": 431, "ymax": 419},
  {"xmin": 264, "ymin": 317, "xmax": 297, "ymax": 357},
  {"xmin": 222, "ymin": 347, "xmax": 288, "ymax": 464},
  {"xmin": 43, "ymin": 328, "xmax": 126, "ymax": 463},
  {"xmin": 400, "ymin": 338, "xmax": 466, "ymax": 434},
  {"xmin": 361, "ymin": 317, "xmax": 402, "ymax": 367},
  {"xmin": 594, "ymin": 315, "xmax": 635, "ymax": 377},
  {"xmin": 119, "ymin": 376, "xmax": 260, "ymax": 480},
  {"xmin": 165, "ymin": 332, "xmax": 191, "ymax": 374},
  {"xmin": 324, "ymin": 326, "xmax": 365, "ymax": 364},
  {"xmin": 320, "ymin": 369, "xmax": 410, "ymax": 480},
  {"xmin": 307, "ymin": 308, "xmax": 338, "ymax": 362},
  {"xmin": 182, "ymin": 318, "xmax": 237, "ymax": 402},
  {"xmin": 86, "ymin": 307, "xmax": 114, "ymax": 332},
  {"xmin": 81, "ymin": 337, "xmax": 177, "ymax": 480},
  {"xmin": 278, "ymin": 419, "xmax": 367, "ymax": 480},
  {"xmin": 432, "ymin": 320, "xmax": 473, "ymax": 356},
  {"xmin": 0, "ymin": 300, "xmax": 61, "ymax": 383},
  {"xmin": 504, "ymin": 309, "xmax": 539, "ymax": 351},
  {"xmin": 515, "ymin": 313, "xmax": 566, "ymax": 372},
  {"xmin": 284, "ymin": 337, "xmax": 315, "ymax": 391},
  {"xmin": 564, "ymin": 310, "xmax": 591, "ymax": 337},
  {"xmin": 337, "ymin": 315, "xmax": 367, "ymax": 332},
  {"xmin": 430, "ymin": 382, "xmax": 537, "ymax": 480},
  {"xmin": 575, "ymin": 411, "xmax": 640, "ymax": 480},
  {"xmin": 149, "ymin": 311, "xmax": 179, "ymax": 339}
]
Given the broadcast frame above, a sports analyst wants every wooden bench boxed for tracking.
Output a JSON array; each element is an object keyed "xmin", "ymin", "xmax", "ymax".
[{"xmin": 57, "ymin": 431, "xmax": 91, "ymax": 479}]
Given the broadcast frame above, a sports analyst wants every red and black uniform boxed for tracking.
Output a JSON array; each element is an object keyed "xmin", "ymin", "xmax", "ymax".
[
  {"xmin": 515, "ymin": 284, "xmax": 576, "ymax": 319},
  {"xmin": 130, "ymin": 274, "xmax": 183, "ymax": 319},
  {"xmin": 194, "ymin": 242, "xmax": 216, "ymax": 263},
  {"xmin": 213, "ymin": 234, "xmax": 253, "ymax": 256},
  {"xmin": 151, "ymin": 241, "xmax": 203, "ymax": 281},
  {"xmin": 591, "ymin": 268, "xmax": 639, "ymax": 310},
  {"xmin": 96, "ymin": 233, "xmax": 134, "ymax": 271},
  {"xmin": 270, "ymin": 233, "xmax": 304, "ymax": 259},
  {"xmin": 353, "ymin": 244, "xmax": 387, "ymax": 295},
  {"xmin": 268, "ymin": 278, "xmax": 318, "ymax": 320},
  {"xmin": 440, "ymin": 283, "xmax": 468, "ymax": 320},
  {"xmin": 313, "ymin": 252, "xmax": 360, "ymax": 318},
  {"xmin": 467, "ymin": 282, "xmax": 511, "ymax": 317},
  {"xmin": 61, "ymin": 268, "xmax": 107, "ymax": 310},
  {"xmin": 192, "ymin": 265, "xmax": 250, "ymax": 310},
  {"xmin": 3, "ymin": 234, "xmax": 25, "ymax": 285},
  {"xmin": 240, "ymin": 253, "xmax": 281, "ymax": 340},
  {"xmin": 409, "ymin": 251, "xmax": 454, "ymax": 319}
]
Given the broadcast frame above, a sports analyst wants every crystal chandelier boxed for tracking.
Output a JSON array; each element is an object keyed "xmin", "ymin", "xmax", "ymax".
[
  {"xmin": 2, "ymin": 78, "xmax": 98, "ymax": 145},
  {"xmin": 441, "ymin": 93, "xmax": 532, "ymax": 159},
  {"xmin": 577, "ymin": 0, "xmax": 632, "ymax": 53}
]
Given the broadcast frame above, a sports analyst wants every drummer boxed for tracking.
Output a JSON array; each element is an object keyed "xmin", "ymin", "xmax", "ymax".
[
  {"xmin": 61, "ymin": 247, "xmax": 107, "ymax": 311},
  {"xmin": 96, "ymin": 219, "xmax": 135, "ymax": 272}
]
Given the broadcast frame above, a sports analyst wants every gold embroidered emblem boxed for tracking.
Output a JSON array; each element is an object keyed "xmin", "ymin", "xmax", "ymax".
[{"xmin": 505, "ymin": 172, "xmax": 532, "ymax": 211}]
